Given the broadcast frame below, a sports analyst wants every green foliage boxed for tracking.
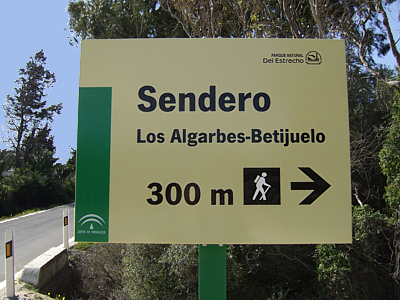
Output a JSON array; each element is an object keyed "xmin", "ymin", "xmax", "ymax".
[
  {"xmin": 348, "ymin": 55, "xmax": 396, "ymax": 209},
  {"xmin": 122, "ymin": 244, "xmax": 198, "ymax": 299},
  {"xmin": 316, "ymin": 205, "xmax": 396, "ymax": 299},
  {"xmin": 0, "ymin": 169, "xmax": 68, "ymax": 216},
  {"xmin": 66, "ymin": 0, "xmax": 187, "ymax": 45},
  {"xmin": 380, "ymin": 93, "xmax": 400, "ymax": 214},
  {"xmin": 120, "ymin": 243, "xmax": 319, "ymax": 299},
  {"xmin": 71, "ymin": 243, "xmax": 127, "ymax": 299},
  {"xmin": 0, "ymin": 148, "xmax": 75, "ymax": 218},
  {"xmin": 0, "ymin": 149, "xmax": 14, "ymax": 178},
  {"xmin": 73, "ymin": 227, "xmax": 399, "ymax": 299},
  {"xmin": 226, "ymin": 244, "xmax": 319, "ymax": 299},
  {"xmin": 379, "ymin": 86, "xmax": 400, "ymax": 286},
  {"xmin": 160, "ymin": 0, "xmax": 316, "ymax": 38},
  {"xmin": 316, "ymin": 244, "xmax": 351, "ymax": 299}
]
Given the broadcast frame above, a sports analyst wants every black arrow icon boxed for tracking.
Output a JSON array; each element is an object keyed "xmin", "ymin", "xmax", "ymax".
[{"xmin": 291, "ymin": 167, "xmax": 331, "ymax": 205}]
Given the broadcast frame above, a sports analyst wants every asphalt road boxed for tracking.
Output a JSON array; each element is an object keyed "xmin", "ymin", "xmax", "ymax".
[{"xmin": 0, "ymin": 203, "xmax": 75, "ymax": 282}]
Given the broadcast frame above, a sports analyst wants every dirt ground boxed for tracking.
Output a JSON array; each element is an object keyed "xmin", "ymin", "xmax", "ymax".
[
  {"xmin": 15, "ymin": 285, "xmax": 55, "ymax": 300},
  {"xmin": 1, "ymin": 280, "xmax": 55, "ymax": 300}
]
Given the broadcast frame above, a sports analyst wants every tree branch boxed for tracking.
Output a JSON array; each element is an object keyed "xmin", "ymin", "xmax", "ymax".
[
  {"xmin": 376, "ymin": 2, "xmax": 400, "ymax": 69},
  {"xmin": 355, "ymin": 11, "xmax": 400, "ymax": 91},
  {"xmin": 308, "ymin": 0, "xmax": 325, "ymax": 38},
  {"xmin": 353, "ymin": 186, "xmax": 364, "ymax": 208},
  {"xmin": 158, "ymin": 1, "xmax": 193, "ymax": 38},
  {"xmin": 282, "ymin": 0, "xmax": 301, "ymax": 38},
  {"xmin": 266, "ymin": 250, "xmax": 317, "ymax": 274}
]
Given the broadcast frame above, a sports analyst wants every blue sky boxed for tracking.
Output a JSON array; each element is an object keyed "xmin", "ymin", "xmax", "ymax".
[{"xmin": 0, "ymin": 1, "xmax": 399, "ymax": 164}]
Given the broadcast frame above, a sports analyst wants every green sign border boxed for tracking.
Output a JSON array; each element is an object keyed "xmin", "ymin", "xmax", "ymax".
[{"xmin": 75, "ymin": 87, "xmax": 112, "ymax": 242}]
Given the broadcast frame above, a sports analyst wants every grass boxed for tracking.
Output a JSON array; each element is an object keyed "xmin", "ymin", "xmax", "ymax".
[
  {"xmin": 0, "ymin": 202, "xmax": 73, "ymax": 222},
  {"xmin": 21, "ymin": 281, "xmax": 40, "ymax": 293},
  {"xmin": 72, "ymin": 242, "xmax": 94, "ymax": 251},
  {"xmin": 0, "ymin": 208, "xmax": 43, "ymax": 222},
  {"xmin": 19, "ymin": 281, "xmax": 66, "ymax": 299}
]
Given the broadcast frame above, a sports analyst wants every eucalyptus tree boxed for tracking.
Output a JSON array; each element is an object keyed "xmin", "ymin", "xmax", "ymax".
[{"xmin": 67, "ymin": 0, "xmax": 187, "ymax": 45}]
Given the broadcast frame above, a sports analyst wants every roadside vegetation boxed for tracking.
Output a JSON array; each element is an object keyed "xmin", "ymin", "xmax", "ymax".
[
  {"xmin": 0, "ymin": 49, "xmax": 75, "ymax": 218},
  {"xmin": 0, "ymin": 208, "xmax": 49, "ymax": 222}
]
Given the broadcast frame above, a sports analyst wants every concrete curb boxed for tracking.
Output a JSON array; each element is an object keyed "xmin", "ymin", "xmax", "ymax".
[{"xmin": 20, "ymin": 246, "xmax": 68, "ymax": 289}]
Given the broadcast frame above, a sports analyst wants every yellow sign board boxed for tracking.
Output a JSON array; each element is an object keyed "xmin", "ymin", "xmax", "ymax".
[{"xmin": 76, "ymin": 38, "xmax": 351, "ymax": 244}]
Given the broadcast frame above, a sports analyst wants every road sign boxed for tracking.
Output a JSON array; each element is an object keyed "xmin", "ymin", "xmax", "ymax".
[{"xmin": 75, "ymin": 38, "xmax": 351, "ymax": 244}]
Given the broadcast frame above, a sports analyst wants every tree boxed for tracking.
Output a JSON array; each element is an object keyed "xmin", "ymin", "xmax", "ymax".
[
  {"xmin": 348, "ymin": 50, "xmax": 395, "ymax": 209},
  {"xmin": 159, "ymin": 0, "xmax": 400, "ymax": 91},
  {"xmin": 379, "ymin": 90, "xmax": 400, "ymax": 282},
  {"xmin": 380, "ymin": 93, "xmax": 400, "ymax": 215},
  {"xmin": 349, "ymin": 0, "xmax": 400, "ymax": 90},
  {"xmin": 3, "ymin": 50, "xmax": 62, "ymax": 169},
  {"xmin": 280, "ymin": 0, "xmax": 399, "ymax": 90},
  {"xmin": 66, "ymin": 0, "xmax": 187, "ymax": 46},
  {"xmin": 0, "ymin": 51, "xmax": 76, "ymax": 216},
  {"xmin": 0, "ymin": 149, "xmax": 14, "ymax": 182}
]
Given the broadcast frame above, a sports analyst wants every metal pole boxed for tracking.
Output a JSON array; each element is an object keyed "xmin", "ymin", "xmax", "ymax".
[
  {"xmin": 63, "ymin": 209, "xmax": 69, "ymax": 250},
  {"xmin": 5, "ymin": 228, "xmax": 16, "ymax": 300},
  {"xmin": 198, "ymin": 244, "xmax": 226, "ymax": 300}
]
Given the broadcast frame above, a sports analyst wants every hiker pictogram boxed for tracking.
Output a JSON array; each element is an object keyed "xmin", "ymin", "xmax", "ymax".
[
  {"xmin": 244, "ymin": 168, "xmax": 281, "ymax": 205},
  {"xmin": 253, "ymin": 172, "xmax": 271, "ymax": 201}
]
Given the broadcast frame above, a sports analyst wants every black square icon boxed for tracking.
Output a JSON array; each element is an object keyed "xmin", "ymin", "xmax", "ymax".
[{"xmin": 243, "ymin": 168, "xmax": 281, "ymax": 205}]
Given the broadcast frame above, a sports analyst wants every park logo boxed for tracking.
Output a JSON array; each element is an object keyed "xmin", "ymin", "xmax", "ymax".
[
  {"xmin": 78, "ymin": 214, "xmax": 106, "ymax": 230},
  {"xmin": 305, "ymin": 51, "xmax": 322, "ymax": 65},
  {"xmin": 243, "ymin": 168, "xmax": 281, "ymax": 205}
]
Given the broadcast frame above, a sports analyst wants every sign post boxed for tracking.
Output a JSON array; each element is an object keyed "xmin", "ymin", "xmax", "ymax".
[
  {"xmin": 199, "ymin": 245, "xmax": 226, "ymax": 300},
  {"xmin": 4, "ymin": 228, "xmax": 16, "ymax": 300}
]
